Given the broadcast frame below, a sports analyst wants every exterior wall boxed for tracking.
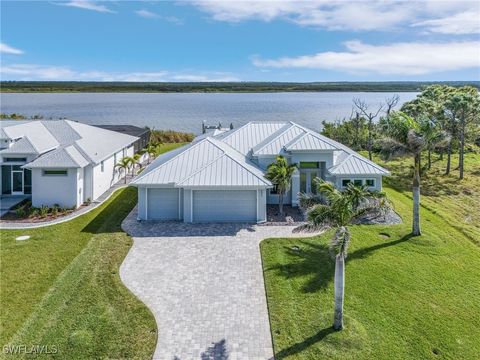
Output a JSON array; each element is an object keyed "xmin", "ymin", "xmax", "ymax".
[
  {"xmin": 266, "ymin": 189, "xmax": 292, "ymax": 205},
  {"xmin": 92, "ymin": 145, "xmax": 133, "ymax": 200},
  {"xmin": 291, "ymin": 169, "xmax": 300, "ymax": 207},
  {"xmin": 83, "ymin": 165, "xmax": 93, "ymax": 202},
  {"xmin": 76, "ymin": 167, "xmax": 84, "ymax": 207},
  {"xmin": 31, "ymin": 168, "xmax": 79, "ymax": 208},
  {"xmin": 332, "ymin": 175, "xmax": 383, "ymax": 192},
  {"xmin": 183, "ymin": 189, "xmax": 193, "ymax": 223},
  {"xmin": 257, "ymin": 189, "xmax": 267, "ymax": 223},
  {"xmin": 290, "ymin": 152, "xmax": 334, "ymax": 168},
  {"xmin": 137, "ymin": 187, "xmax": 147, "ymax": 220}
]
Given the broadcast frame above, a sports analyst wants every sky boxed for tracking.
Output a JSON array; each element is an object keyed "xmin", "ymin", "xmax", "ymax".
[{"xmin": 1, "ymin": 0, "xmax": 479, "ymax": 82}]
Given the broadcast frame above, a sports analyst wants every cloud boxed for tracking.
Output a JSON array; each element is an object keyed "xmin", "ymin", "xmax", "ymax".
[
  {"xmin": 252, "ymin": 41, "xmax": 480, "ymax": 75},
  {"xmin": 0, "ymin": 43, "xmax": 24, "ymax": 55},
  {"xmin": 134, "ymin": 9, "xmax": 183, "ymax": 24},
  {"xmin": 62, "ymin": 0, "xmax": 115, "ymax": 13},
  {"xmin": 185, "ymin": 0, "xmax": 479, "ymax": 33},
  {"xmin": 0, "ymin": 64, "xmax": 238, "ymax": 82},
  {"xmin": 413, "ymin": 11, "xmax": 480, "ymax": 34}
]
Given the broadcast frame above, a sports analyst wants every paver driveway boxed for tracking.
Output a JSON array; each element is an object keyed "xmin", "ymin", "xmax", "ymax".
[{"xmin": 120, "ymin": 208, "xmax": 315, "ymax": 360}]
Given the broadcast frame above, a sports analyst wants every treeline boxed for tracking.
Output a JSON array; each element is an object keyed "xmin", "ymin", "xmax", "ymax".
[
  {"xmin": 149, "ymin": 129, "xmax": 194, "ymax": 144},
  {"xmin": 1, "ymin": 81, "xmax": 479, "ymax": 93},
  {"xmin": 321, "ymin": 85, "xmax": 480, "ymax": 179}
]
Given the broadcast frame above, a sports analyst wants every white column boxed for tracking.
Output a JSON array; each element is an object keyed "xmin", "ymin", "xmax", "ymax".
[{"xmin": 291, "ymin": 169, "xmax": 300, "ymax": 207}]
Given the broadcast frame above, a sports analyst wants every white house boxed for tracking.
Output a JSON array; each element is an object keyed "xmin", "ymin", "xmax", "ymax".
[
  {"xmin": 0, "ymin": 120, "xmax": 137, "ymax": 208},
  {"xmin": 131, "ymin": 121, "xmax": 390, "ymax": 223}
]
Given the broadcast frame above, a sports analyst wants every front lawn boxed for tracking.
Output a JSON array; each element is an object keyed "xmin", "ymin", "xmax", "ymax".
[
  {"xmin": 261, "ymin": 154, "xmax": 480, "ymax": 359},
  {"xmin": 0, "ymin": 143, "xmax": 185, "ymax": 358}
]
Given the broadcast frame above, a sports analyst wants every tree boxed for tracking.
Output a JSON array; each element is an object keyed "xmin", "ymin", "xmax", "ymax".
[
  {"xmin": 307, "ymin": 180, "xmax": 372, "ymax": 330},
  {"xmin": 353, "ymin": 98, "xmax": 384, "ymax": 160},
  {"xmin": 265, "ymin": 156, "xmax": 297, "ymax": 215},
  {"xmin": 378, "ymin": 111, "xmax": 448, "ymax": 236},
  {"xmin": 132, "ymin": 153, "xmax": 142, "ymax": 175},
  {"xmin": 444, "ymin": 88, "xmax": 480, "ymax": 179},
  {"xmin": 385, "ymin": 94, "xmax": 399, "ymax": 116},
  {"xmin": 115, "ymin": 157, "xmax": 133, "ymax": 184},
  {"xmin": 145, "ymin": 144, "xmax": 157, "ymax": 164}
]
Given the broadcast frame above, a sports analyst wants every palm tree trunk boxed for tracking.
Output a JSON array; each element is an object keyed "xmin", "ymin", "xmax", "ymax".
[
  {"xmin": 459, "ymin": 119, "xmax": 465, "ymax": 180},
  {"xmin": 333, "ymin": 253, "xmax": 345, "ymax": 330},
  {"xmin": 412, "ymin": 154, "xmax": 421, "ymax": 236},
  {"xmin": 124, "ymin": 169, "xmax": 127, "ymax": 184},
  {"xmin": 279, "ymin": 193, "xmax": 284, "ymax": 215},
  {"xmin": 445, "ymin": 142, "xmax": 452, "ymax": 175},
  {"xmin": 428, "ymin": 149, "xmax": 431, "ymax": 170}
]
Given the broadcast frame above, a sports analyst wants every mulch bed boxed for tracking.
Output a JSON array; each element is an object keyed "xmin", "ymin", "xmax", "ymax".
[{"xmin": 263, "ymin": 205, "xmax": 306, "ymax": 226}]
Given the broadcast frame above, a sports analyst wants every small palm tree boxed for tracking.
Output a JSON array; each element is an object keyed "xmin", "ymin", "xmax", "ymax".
[
  {"xmin": 307, "ymin": 181, "xmax": 372, "ymax": 330},
  {"xmin": 265, "ymin": 156, "xmax": 297, "ymax": 215},
  {"xmin": 132, "ymin": 153, "xmax": 142, "ymax": 175},
  {"xmin": 378, "ymin": 111, "xmax": 449, "ymax": 236},
  {"xmin": 115, "ymin": 157, "xmax": 133, "ymax": 184},
  {"xmin": 145, "ymin": 144, "xmax": 157, "ymax": 164}
]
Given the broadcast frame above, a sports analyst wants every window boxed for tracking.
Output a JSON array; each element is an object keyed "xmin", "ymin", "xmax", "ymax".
[
  {"xmin": 300, "ymin": 161, "xmax": 319, "ymax": 169},
  {"xmin": 101, "ymin": 161, "xmax": 104, "ymax": 172},
  {"xmin": 342, "ymin": 179, "xmax": 351, "ymax": 187},
  {"xmin": 43, "ymin": 169, "xmax": 67, "ymax": 176},
  {"xmin": 366, "ymin": 179, "xmax": 375, "ymax": 187},
  {"xmin": 354, "ymin": 179, "xmax": 363, "ymax": 186},
  {"xmin": 3, "ymin": 157, "xmax": 27, "ymax": 163}
]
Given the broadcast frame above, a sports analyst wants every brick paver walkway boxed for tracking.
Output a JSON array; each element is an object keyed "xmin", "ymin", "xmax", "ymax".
[{"xmin": 120, "ymin": 208, "xmax": 319, "ymax": 360}]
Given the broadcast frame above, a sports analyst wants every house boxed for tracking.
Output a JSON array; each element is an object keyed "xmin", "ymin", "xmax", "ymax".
[
  {"xmin": 93, "ymin": 125, "xmax": 150, "ymax": 153},
  {"xmin": 0, "ymin": 120, "xmax": 138, "ymax": 208},
  {"xmin": 131, "ymin": 121, "xmax": 390, "ymax": 223}
]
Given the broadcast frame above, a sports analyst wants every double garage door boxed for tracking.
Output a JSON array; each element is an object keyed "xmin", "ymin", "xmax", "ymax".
[
  {"xmin": 193, "ymin": 190, "xmax": 257, "ymax": 222},
  {"xmin": 146, "ymin": 188, "xmax": 257, "ymax": 222}
]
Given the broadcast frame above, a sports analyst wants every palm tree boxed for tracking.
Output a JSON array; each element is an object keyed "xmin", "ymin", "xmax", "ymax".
[
  {"xmin": 115, "ymin": 157, "xmax": 133, "ymax": 184},
  {"xmin": 145, "ymin": 144, "xmax": 157, "ymax": 164},
  {"xmin": 265, "ymin": 156, "xmax": 297, "ymax": 215},
  {"xmin": 378, "ymin": 111, "xmax": 448, "ymax": 236},
  {"xmin": 132, "ymin": 153, "xmax": 142, "ymax": 175},
  {"xmin": 307, "ymin": 180, "xmax": 371, "ymax": 330}
]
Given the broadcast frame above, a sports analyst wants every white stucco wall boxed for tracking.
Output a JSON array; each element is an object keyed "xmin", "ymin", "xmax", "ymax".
[
  {"xmin": 183, "ymin": 189, "xmax": 193, "ymax": 223},
  {"xmin": 31, "ymin": 168, "xmax": 79, "ymax": 208},
  {"xmin": 137, "ymin": 187, "xmax": 147, "ymax": 220}
]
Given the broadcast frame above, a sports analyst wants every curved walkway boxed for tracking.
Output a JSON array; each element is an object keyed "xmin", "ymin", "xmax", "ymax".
[
  {"xmin": 120, "ymin": 208, "xmax": 322, "ymax": 360},
  {"xmin": 0, "ymin": 177, "xmax": 134, "ymax": 230}
]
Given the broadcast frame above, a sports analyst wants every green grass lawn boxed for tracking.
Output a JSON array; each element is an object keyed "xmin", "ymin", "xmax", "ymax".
[
  {"xmin": 0, "ymin": 143, "xmax": 185, "ymax": 358},
  {"xmin": 261, "ymin": 153, "xmax": 480, "ymax": 359}
]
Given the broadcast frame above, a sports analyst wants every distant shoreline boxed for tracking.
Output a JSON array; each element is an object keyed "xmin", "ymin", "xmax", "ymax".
[{"xmin": 1, "ymin": 81, "xmax": 478, "ymax": 93}]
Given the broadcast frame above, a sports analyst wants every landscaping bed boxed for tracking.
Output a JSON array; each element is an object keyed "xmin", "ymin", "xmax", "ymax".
[{"xmin": 264, "ymin": 205, "xmax": 306, "ymax": 225}]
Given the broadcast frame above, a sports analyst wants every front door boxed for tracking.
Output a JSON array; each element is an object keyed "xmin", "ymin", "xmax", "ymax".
[
  {"xmin": 11, "ymin": 170, "xmax": 24, "ymax": 195},
  {"xmin": 300, "ymin": 170, "xmax": 319, "ymax": 194}
]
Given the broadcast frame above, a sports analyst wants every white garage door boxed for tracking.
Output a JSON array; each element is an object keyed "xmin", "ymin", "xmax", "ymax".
[
  {"xmin": 193, "ymin": 190, "xmax": 257, "ymax": 222},
  {"xmin": 147, "ymin": 188, "xmax": 180, "ymax": 220}
]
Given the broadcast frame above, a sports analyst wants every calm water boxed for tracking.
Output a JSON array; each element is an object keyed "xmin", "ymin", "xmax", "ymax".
[{"xmin": 0, "ymin": 92, "xmax": 418, "ymax": 134}]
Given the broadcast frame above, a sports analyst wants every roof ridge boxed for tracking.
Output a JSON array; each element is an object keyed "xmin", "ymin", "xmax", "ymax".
[{"xmin": 252, "ymin": 123, "xmax": 297, "ymax": 154}]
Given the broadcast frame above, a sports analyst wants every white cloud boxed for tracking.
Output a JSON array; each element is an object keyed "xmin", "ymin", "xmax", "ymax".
[
  {"xmin": 412, "ymin": 11, "xmax": 480, "ymax": 34},
  {"xmin": 0, "ymin": 43, "xmax": 24, "ymax": 55},
  {"xmin": 135, "ymin": 9, "xmax": 159, "ymax": 18},
  {"xmin": 134, "ymin": 9, "xmax": 183, "ymax": 24},
  {"xmin": 186, "ymin": 0, "xmax": 480, "ymax": 33},
  {"xmin": 252, "ymin": 40, "xmax": 480, "ymax": 75},
  {"xmin": 0, "ymin": 64, "xmax": 238, "ymax": 82},
  {"xmin": 62, "ymin": 0, "xmax": 115, "ymax": 14}
]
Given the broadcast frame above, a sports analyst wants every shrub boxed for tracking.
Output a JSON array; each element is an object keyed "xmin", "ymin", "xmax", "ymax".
[
  {"xmin": 29, "ymin": 208, "xmax": 40, "ymax": 218},
  {"xmin": 51, "ymin": 205, "xmax": 59, "ymax": 218},
  {"xmin": 39, "ymin": 206, "xmax": 49, "ymax": 218},
  {"xmin": 149, "ymin": 130, "xmax": 194, "ymax": 144},
  {"xmin": 298, "ymin": 192, "xmax": 325, "ymax": 210},
  {"xmin": 15, "ymin": 207, "xmax": 27, "ymax": 218}
]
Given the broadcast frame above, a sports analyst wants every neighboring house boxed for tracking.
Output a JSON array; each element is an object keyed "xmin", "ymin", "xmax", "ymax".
[
  {"xmin": 0, "ymin": 120, "xmax": 137, "ymax": 208},
  {"xmin": 93, "ymin": 125, "xmax": 150, "ymax": 153},
  {"xmin": 131, "ymin": 121, "xmax": 390, "ymax": 223}
]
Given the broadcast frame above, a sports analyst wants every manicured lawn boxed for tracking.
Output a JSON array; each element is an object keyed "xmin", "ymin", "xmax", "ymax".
[
  {"xmin": 261, "ymin": 153, "xmax": 480, "ymax": 359},
  {"xmin": 0, "ymin": 143, "xmax": 185, "ymax": 358}
]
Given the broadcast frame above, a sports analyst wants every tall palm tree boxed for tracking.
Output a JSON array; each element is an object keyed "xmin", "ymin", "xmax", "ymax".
[
  {"xmin": 145, "ymin": 144, "xmax": 157, "ymax": 164},
  {"xmin": 115, "ymin": 157, "xmax": 133, "ymax": 184},
  {"xmin": 378, "ymin": 111, "xmax": 448, "ymax": 236},
  {"xmin": 265, "ymin": 156, "xmax": 297, "ymax": 215},
  {"xmin": 132, "ymin": 153, "xmax": 142, "ymax": 175},
  {"xmin": 307, "ymin": 180, "xmax": 371, "ymax": 330}
]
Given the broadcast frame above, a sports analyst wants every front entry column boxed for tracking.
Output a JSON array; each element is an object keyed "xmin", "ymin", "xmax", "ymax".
[{"xmin": 291, "ymin": 169, "xmax": 300, "ymax": 207}]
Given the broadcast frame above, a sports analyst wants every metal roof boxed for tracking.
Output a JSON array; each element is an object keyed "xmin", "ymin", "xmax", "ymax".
[
  {"xmin": 285, "ymin": 132, "xmax": 341, "ymax": 151},
  {"xmin": 132, "ymin": 137, "xmax": 271, "ymax": 188},
  {"xmin": 221, "ymin": 121, "xmax": 286, "ymax": 155},
  {"xmin": 24, "ymin": 145, "xmax": 89, "ymax": 168},
  {"xmin": 328, "ymin": 154, "xmax": 390, "ymax": 175},
  {"xmin": 254, "ymin": 124, "xmax": 305, "ymax": 155},
  {"xmin": 0, "ymin": 120, "xmax": 138, "ymax": 167}
]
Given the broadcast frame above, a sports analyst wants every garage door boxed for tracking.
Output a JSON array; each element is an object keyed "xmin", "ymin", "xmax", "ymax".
[
  {"xmin": 193, "ymin": 190, "xmax": 257, "ymax": 222},
  {"xmin": 147, "ymin": 188, "xmax": 180, "ymax": 220}
]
